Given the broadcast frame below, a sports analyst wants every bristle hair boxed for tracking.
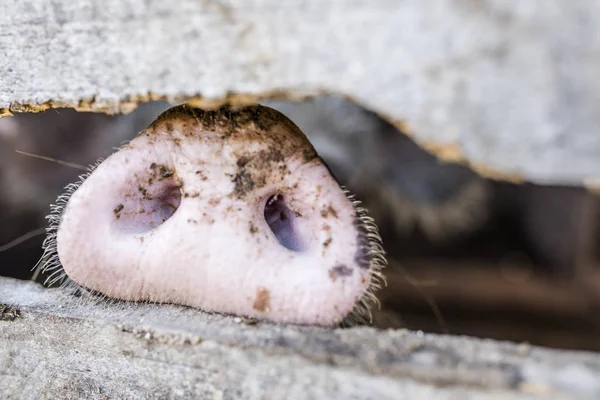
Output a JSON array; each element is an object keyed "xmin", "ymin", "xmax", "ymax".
[{"xmin": 340, "ymin": 187, "xmax": 388, "ymax": 327}]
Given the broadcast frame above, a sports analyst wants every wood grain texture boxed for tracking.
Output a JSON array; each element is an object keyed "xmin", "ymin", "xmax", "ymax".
[{"xmin": 1, "ymin": 277, "xmax": 599, "ymax": 399}]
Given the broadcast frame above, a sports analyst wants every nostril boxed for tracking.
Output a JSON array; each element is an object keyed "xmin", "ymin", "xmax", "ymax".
[
  {"xmin": 264, "ymin": 193, "xmax": 306, "ymax": 252},
  {"xmin": 111, "ymin": 165, "xmax": 182, "ymax": 235}
]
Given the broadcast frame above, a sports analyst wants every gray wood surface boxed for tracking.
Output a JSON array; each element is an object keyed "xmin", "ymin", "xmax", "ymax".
[
  {"xmin": 1, "ymin": 277, "xmax": 599, "ymax": 399},
  {"xmin": 1, "ymin": 0, "xmax": 599, "ymax": 185}
]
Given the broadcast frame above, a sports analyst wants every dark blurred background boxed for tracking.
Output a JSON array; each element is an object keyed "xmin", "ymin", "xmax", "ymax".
[{"xmin": 1, "ymin": 96, "xmax": 599, "ymax": 351}]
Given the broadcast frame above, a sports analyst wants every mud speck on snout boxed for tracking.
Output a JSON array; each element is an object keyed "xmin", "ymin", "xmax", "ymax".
[
  {"xmin": 249, "ymin": 222, "xmax": 259, "ymax": 234},
  {"xmin": 149, "ymin": 162, "xmax": 175, "ymax": 180},
  {"xmin": 232, "ymin": 170, "xmax": 254, "ymax": 196},
  {"xmin": 0, "ymin": 304, "xmax": 20, "ymax": 321},
  {"xmin": 113, "ymin": 204, "xmax": 124, "ymax": 219},
  {"xmin": 322, "ymin": 237, "xmax": 332, "ymax": 255},
  {"xmin": 321, "ymin": 205, "xmax": 339, "ymax": 219},
  {"xmin": 328, "ymin": 265, "xmax": 353, "ymax": 282},
  {"xmin": 232, "ymin": 149, "xmax": 289, "ymax": 198},
  {"xmin": 253, "ymin": 287, "xmax": 271, "ymax": 312}
]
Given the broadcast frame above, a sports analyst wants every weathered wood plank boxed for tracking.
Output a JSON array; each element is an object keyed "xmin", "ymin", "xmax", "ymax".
[
  {"xmin": 1, "ymin": 0, "xmax": 599, "ymax": 185},
  {"xmin": 1, "ymin": 276, "xmax": 599, "ymax": 399}
]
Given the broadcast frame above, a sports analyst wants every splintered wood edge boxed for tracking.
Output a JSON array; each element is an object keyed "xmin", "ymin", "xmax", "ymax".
[
  {"xmin": 0, "ymin": 90, "xmax": 529, "ymax": 186},
  {"xmin": 0, "ymin": 276, "xmax": 599, "ymax": 399}
]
